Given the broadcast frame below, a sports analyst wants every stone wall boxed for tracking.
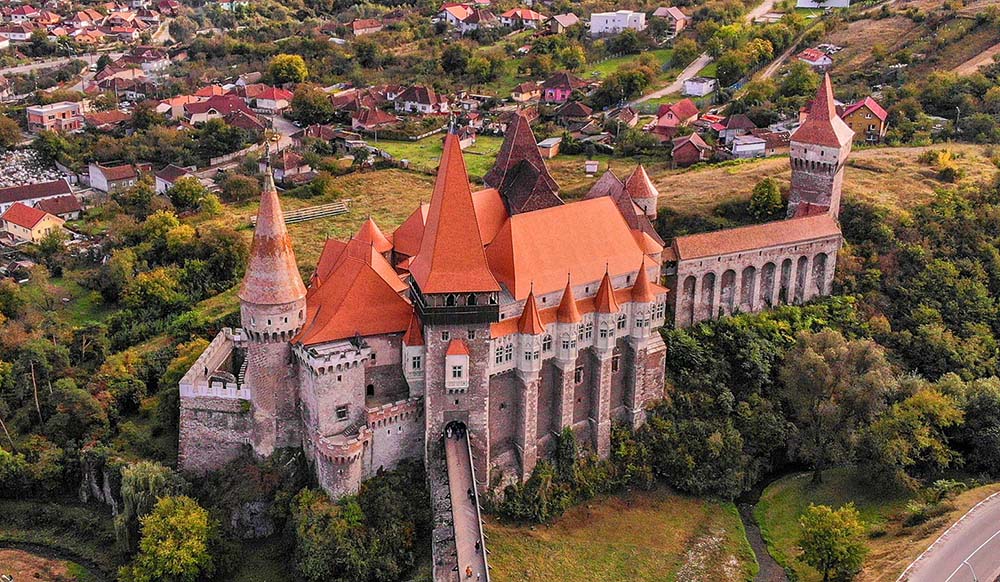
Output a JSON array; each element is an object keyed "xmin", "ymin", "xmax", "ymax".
[
  {"xmin": 488, "ymin": 372, "xmax": 518, "ymax": 461},
  {"xmin": 365, "ymin": 397, "xmax": 425, "ymax": 475},
  {"xmin": 179, "ymin": 396, "xmax": 252, "ymax": 474}
]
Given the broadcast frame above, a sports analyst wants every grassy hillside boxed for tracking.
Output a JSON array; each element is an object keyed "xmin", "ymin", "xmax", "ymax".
[{"xmin": 486, "ymin": 487, "xmax": 757, "ymax": 582}]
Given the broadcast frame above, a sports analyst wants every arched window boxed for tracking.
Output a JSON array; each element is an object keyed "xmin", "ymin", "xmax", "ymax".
[
  {"xmin": 467, "ymin": 294, "xmax": 477, "ymax": 306},
  {"xmin": 445, "ymin": 294, "xmax": 456, "ymax": 307}
]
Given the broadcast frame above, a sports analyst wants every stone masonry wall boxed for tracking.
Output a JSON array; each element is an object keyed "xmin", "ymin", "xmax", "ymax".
[{"xmin": 179, "ymin": 396, "xmax": 252, "ymax": 474}]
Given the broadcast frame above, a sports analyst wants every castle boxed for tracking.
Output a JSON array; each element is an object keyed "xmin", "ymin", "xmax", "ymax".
[{"xmin": 178, "ymin": 75, "xmax": 850, "ymax": 504}]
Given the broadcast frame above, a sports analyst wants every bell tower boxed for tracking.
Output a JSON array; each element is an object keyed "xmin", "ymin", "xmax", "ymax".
[
  {"xmin": 239, "ymin": 166, "xmax": 307, "ymax": 458},
  {"xmin": 788, "ymin": 74, "xmax": 854, "ymax": 218}
]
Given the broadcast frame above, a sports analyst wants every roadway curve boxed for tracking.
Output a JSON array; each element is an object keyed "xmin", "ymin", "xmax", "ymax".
[
  {"xmin": 631, "ymin": 0, "xmax": 777, "ymax": 105},
  {"xmin": 0, "ymin": 52, "xmax": 121, "ymax": 77},
  {"xmin": 898, "ymin": 492, "xmax": 1000, "ymax": 582}
]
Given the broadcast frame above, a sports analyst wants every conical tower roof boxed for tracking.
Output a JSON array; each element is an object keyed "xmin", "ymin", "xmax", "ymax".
[
  {"xmin": 518, "ymin": 288, "xmax": 546, "ymax": 335},
  {"xmin": 409, "ymin": 133, "xmax": 499, "ymax": 294},
  {"xmin": 403, "ymin": 312, "xmax": 424, "ymax": 346},
  {"xmin": 356, "ymin": 216, "xmax": 392, "ymax": 254},
  {"xmin": 624, "ymin": 165, "xmax": 659, "ymax": 201},
  {"xmin": 791, "ymin": 73, "xmax": 853, "ymax": 148},
  {"xmin": 483, "ymin": 110, "xmax": 562, "ymax": 214},
  {"xmin": 556, "ymin": 276, "xmax": 582, "ymax": 323},
  {"xmin": 239, "ymin": 168, "xmax": 306, "ymax": 305},
  {"xmin": 631, "ymin": 263, "xmax": 657, "ymax": 304},
  {"xmin": 594, "ymin": 270, "xmax": 620, "ymax": 313}
]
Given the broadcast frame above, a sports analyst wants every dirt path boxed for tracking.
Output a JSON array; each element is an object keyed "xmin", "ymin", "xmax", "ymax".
[
  {"xmin": 953, "ymin": 41, "xmax": 1000, "ymax": 75},
  {"xmin": 0, "ymin": 541, "xmax": 108, "ymax": 582}
]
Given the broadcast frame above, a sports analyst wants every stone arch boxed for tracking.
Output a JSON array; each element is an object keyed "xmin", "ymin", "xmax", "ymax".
[
  {"xmin": 740, "ymin": 265, "xmax": 756, "ymax": 311},
  {"xmin": 445, "ymin": 294, "xmax": 456, "ymax": 307},
  {"xmin": 778, "ymin": 258, "xmax": 792, "ymax": 304},
  {"xmin": 720, "ymin": 269, "xmax": 736, "ymax": 316},
  {"xmin": 759, "ymin": 262, "xmax": 776, "ymax": 307},
  {"xmin": 700, "ymin": 272, "xmax": 716, "ymax": 322},
  {"xmin": 467, "ymin": 293, "xmax": 478, "ymax": 306},
  {"xmin": 680, "ymin": 275, "xmax": 696, "ymax": 327},
  {"xmin": 812, "ymin": 252, "xmax": 829, "ymax": 296},
  {"xmin": 794, "ymin": 256, "xmax": 809, "ymax": 304}
]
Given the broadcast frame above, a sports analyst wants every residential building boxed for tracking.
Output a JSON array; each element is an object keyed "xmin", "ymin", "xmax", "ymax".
[
  {"xmin": 0, "ymin": 179, "xmax": 74, "ymax": 214},
  {"xmin": 154, "ymin": 164, "xmax": 195, "ymax": 194},
  {"xmin": 395, "ymin": 86, "xmax": 448, "ymax": 114},
  {"xmin": 797, "ymin": 48, "xmax": 833, "ymax": 71},
  {"xmin": 731, "ymin": 134, "xmax": 766, "ymax": 158},
  {"xmin": 652, "ymin": 6, "xmax": 689, "ymax": 35},
  {"xmin": 541, "ymin": 72, "xmax": 586, "ymax": 103},
  {"xmin": 34, "ymin": 195, "xmax": 82, "ymax": 221},
  {"xmin": 26, "ymin": 101, "xmax": 83, "ymax": 133},
  {"xmin": 549, "ymin": 12, "xmax": 579, "ymax": 33},
  {"xmin": 589, "ymin": 10, "xmax": 645, "ymax": 36},
  {"xmin": 351, "ymin": 18, "xmax": 383, "ymax": 36},
  {"xmin": 89, "ymin": 163, "xmax": 139, "ymax": 193},
  {"xmin": 1, "ymin": 203, "xmax": 65, "ymax": 244},
  {"xmin": 500, "ymin": 8, "xmax": 546, "ymax": 28},
  {"xmin": 840, "ymin": 97, "xmax": 888, "ymax": 143},
  {"xmin": 511, "ymin": 81, "xmax": 541, "ymax": 102},
  {"xmin": 670, "ymin": 133, "xmax": 711, "ymax": 167},
  {"xmin": 682, "ymin": 76, "xmax": 716, "ymax": 97}
]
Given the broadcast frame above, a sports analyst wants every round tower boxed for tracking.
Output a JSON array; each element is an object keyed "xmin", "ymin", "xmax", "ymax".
[
  {"xmin": 788, "ymin": 73, "xmax": 854, "ymax": 218},
  {"xmin": 239, "ymin": 168, "xmax": 307, "ymax": 458}
]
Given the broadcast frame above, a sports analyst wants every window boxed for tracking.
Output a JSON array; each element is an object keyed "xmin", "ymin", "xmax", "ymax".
[
  {"xmin": 411, "ymin": 355, "xmax": 422, "ymax": 371},
  {"xmin": 612, "ymin": 355, "xmax": 620, "ymax": 372},
  {"xmin": 617, "ymin": 314, "xmax": 627, "ymax": 330},
  {"xmin": 495, "ymin": 346, "xmax": 504, "ymax": 365},
  {"xmin": 542, "ymin": 335, "xmax": 552, "ymax": 352},
  {"xmin": 451, "ymin": 365, "xmax": 464, "ymax": 379},
  {"xmin": 599, "ymin": 327, "xmax": 610, "ymax": 339},
  {"xmin": 445, "ymin": 294, "xmax": 456, "ymax": 306},
  {"xmin": 336, "ymin": 405, "xmax": 348, "ymax": 420},
  {"xmin": 584, "ymin": 322, "xmax": 593, "ymax": 340},
  {"xmin": 467, "ymin": 329, "xmax": 476, "ymax": 340},
  {"xmin": 562, "ymin": 338, "xmax": 571, "ymax": 350},
  {"xmin": 574, "ymin": 366, "xmax": 584, "ymax": 384},
  {"xmin": 441, "ymin": 330, "xmax": 450, "ymax": 341},
  {"xmin": 366, "ymin": 384, "xmax": 374, "ymax": 397},
  {"xmin": 504, "ymin": 344, "xmax": 513, "ymax": 362},
  {"xmin": 370, "ymin": 352, "xmax": 377, "ymax": 364},
  {"xmin": 654, "ymin": 303, "xmax": 665, "ymax": 319},
  {"xmin": 467, "ymin": 294, "xmax": 477, "ymax": 306}
]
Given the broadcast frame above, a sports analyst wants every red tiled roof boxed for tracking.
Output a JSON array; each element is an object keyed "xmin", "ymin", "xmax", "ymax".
[
  {"xmin": 594, "ymin": 270, "xmax": 620, "ymax": 313},
  {"xmin": 518, "ymin": 289, "xmax": 546, "ymax": 334},
  {"xmin": 35, "ymin": 195, "xmax": 81, "ymax": 217},
  {"xmin": 791, "ymin": 74, "xmax": 853, "ymax": 148},
  {"xmin": 352, "ymin": 107, "xmax": 397, "ymax": 128},
  {"xmin": 403, "ymin": 313, "xmax": 424, "ymax": 345},
  {"xmin": 556, "ymin": 277, "xmax": 581, "ymax": 323},
  {"xmin": 239, "ymin": 171, "xmax": 307, "ymax": 305},
  {"xmin": 409, "ymin": 133, "xmax": 499, "ymax": 294},
  {"xmin": 797, "ymin": 48, "xmax": 829, "ymax": 63},
  {"xmin": 352, "ymin": 18, "xmax": 382, "ymax": 31},
  {"xmin": 631, "ymin": 262, "xmax": 657, "ymax": 303},
  {"xmin": 672, "ymin": 214, "xmax": 842, "ymax": 261},
  {"xmin": 0, "ymin": 179, "xmax": 72, "ymax": 205},
  {"xmin": 2, "ymin": 202, "xmax": 52, "ymax": 229},
  {"xmin": 355, "ymin": 217, "xmax": 393, "ymax": 254},
  {"xmin": 446, "ymin": 339, "xmax": 470, "ymax": 355},
  {"xmin": 542, "ymin": 71, "xmax": 586, "ymax": 91},
  {"xmin": 624, "ymin": 165, "xmax": 658, "ymax": 201},
  {"xmin": 98, "ymin": 164, "xmax": 137, "ymax": 181},
  {"xmin": 501, "ymin": 8, "xmax": 544, "ymax": 19},
  {"xmin": 842, "ymin": 96, "xmax": 887, "ymax": 122},
  {"xmin": 392, "ymin": 203, "xmax": 428, "ymax": 258}
]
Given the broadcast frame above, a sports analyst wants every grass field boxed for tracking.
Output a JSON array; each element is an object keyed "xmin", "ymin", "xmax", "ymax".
[
  {"xmin": 486, "ymin": 487, "xmax": 757, "ymax": 582},
  {"xmin": 374, "ymin": 135, "xmax": 504, "ymax": 181},
  {"xmin": 754, "ymin": 468, "xmax": 1000, "ymax": 582},
  {"xmin": 0, "ymin": 548, "xmax": 97, "ymax": 582},
  {"xmin": 585, "ymin": 49, "xmax": 675, "ymax": 79},
  {"xmin": 697, "ymin": 62, "xmax": 718, "ymax": 78}
]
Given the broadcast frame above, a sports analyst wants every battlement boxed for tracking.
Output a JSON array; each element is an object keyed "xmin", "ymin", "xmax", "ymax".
[
  {"xmin": 294, "ymin": 339, "xmax": 371, "ymax": 375},
  {"xmin": 180, "ymin": 328, "xmax": 251, "ymax": 401},
  {"xmin": 316, "ymin": 426, "xmax": 371, "ymax": 465},
  {"xmin": 366, "ymin": 395, "xmax": 423, "ymax": 426}
]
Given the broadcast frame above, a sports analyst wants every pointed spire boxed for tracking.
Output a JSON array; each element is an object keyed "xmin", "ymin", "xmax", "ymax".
[
  {"xmin": 594, "ymin": 269, "xmax": 620, "ymax": 313},
  {"xmin": 624, "ymin": 165, "xmax": 659, "ymax": 201},
  {"xmin": 631, "ymin": 263, "xmax": 657, "ymax": 304},
  {"xmin": 483, "ymin": 110, "xmax": 561, "ymax": 214},
  {"xmin": 356, "ymin": 216, "xmax": 392, "ymax": 254},
  {"xmin": 403, "ymin": 312, "xmax": 424, "ymax": 346},
  {"xmin": 556, "ymin": 275, "xmax": 582, "ymax": 323},
  {"xmin": 409, "ymin": 133, "xmax": 499, "ymax": 294},
  {"xmin": 239, "ymin": 166, "xmax": 306, "ymax": 305},
  {"xmin": 518, "ymin": 286, "xmax": 546, "ymax": 335},
  {"xmin": 791, "ymin": 73, "xmax": 854, "ymax": 148}
]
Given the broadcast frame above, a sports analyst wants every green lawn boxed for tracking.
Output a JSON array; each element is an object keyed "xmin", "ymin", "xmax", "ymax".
[
  {"xmin": 697, "ymin": 62, "xmax": 718, "ymax": 78},
  {"xmin": 373, "ymin": 135, "xmax": 504, "ymax": 181},
  {"xmin": 585, "ymin": 48, "xmax": 675, "ymax": 79},
  {"xmin": 486, "ymin": 487, "xmax": 757, "ymax": 582}
]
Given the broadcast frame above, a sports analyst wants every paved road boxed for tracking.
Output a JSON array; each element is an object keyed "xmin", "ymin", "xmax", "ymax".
[
  {"xmin": 0, "ymin": 52, "xmax": 120, "ymax": 77},
  {"xmin": 445, "ymin": 434, "xmax": 488, "ymax": 582},
  {"xmin": 631, "ymin": 0, "xmax": 777, "ymax": 105},
  {"xmin": 900, "ymin": 492, "xmax": 1000, "ymax": 582}
]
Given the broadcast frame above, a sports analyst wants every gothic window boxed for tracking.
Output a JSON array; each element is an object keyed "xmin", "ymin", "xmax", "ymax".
[
  {"xmin": 489, "ymin": 294, "xmax": 497, "ymax": 305},
  {"xmin": 445, "ymin": 294, "xmax": 456, "ymax": 307},
  {"xmin": 532, "ymin": 350, "xmax": 540, "ymax": 360},
  {"xmin": 577, "ymin": 326, "xmax": 584, "ymax": 341},
  {"xmin": 599, "ymin": 327, "xmax": 610, "ymax": 339},
  {"xmin": 617, "ymin": 313, "xmax": 627, "ymax": 330},
  {"xmin": 654, "ymin": 303, "xmax": 665, "ymax": 319},
  {"xmin": 562, "ymin": 338, "xmax": 571, "ymax": 350},
  {"xmin": 467, "ymin": 294, "xmax": 477, "ymax": 306},
  {"xmin": 411, "ymin": 355, "xmax": 422, "ymax": 371},
  {"xmin": 504, "ymin": 344, "xmax": 513, "ymax": 362},
  {"xmin": 495, "ymin": 346, "xmax": 503, "ymax": 365},
  {"xmin": 370, "ymin": 352, "xmax": 377, "ymax": 364},
  {"xmin": 584, "ymin": 322, "xmax": 593, "ymax": 340},
  {"xmin": 467, "ymin": 329, "xmax": 476, "ymax": 340},
  {"xmin": 612, "ymin": 355, "xmax": 620, "ymax": 372},
  {"xmin": 574, "ymin": 366, "xmax": 584, "ymax": 384},
  {"xmin": 441, "ymin": 330, "xmax": 450, "ymax": 341},
  {"xmin": 542, "ymin": 335, "xmax": 552, "ymax": 352},
  {"xmin": 336, "ymin": 405, "xmax": 348, "ymax": 420},
  {"xmin": 524, "ymin": 350, "xmax": 532, "ymax": 361}
]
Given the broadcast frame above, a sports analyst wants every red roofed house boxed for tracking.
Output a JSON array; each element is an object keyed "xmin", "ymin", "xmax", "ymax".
[
  {"xmin": 34, "ymin": 195, "xmax": 83, "ymax": 221},
  {"xmin": 652, "ymin": 6, "xmax": 689, "ymax": 36},
  {"xmin": 670, "ymin": 132, "xmax": 711, "ymax": 167},
  {"xmin": 0, "ymin": 179, "xmax": 74, "ymax": 214},
  {"xmin": 89, "ymin": 162, "xmax": 140, "ymax": 192},
  {"xmin": 351, "ymin": 18, "xmax": 383, "ymax": 36},
  {"xmin": 649, "ymin": 98, "xmax": 699, "ymax": 140},
  {"xmin": 499, "ymin": 8, "xmax": 547, "ymax": 28},
  {"xmin": 9, "ymin": 5, "xmax": 40, "ymax": 23},
  {"xmin": 1, "ymin": 202, "xmax": 65, "ymax": 244},
  {"xmin": 541, "ymin": 71, "xmax": 586, "ymax": 103},
  {"xmin": 797, "ymin": 48, "xmax": 833, "ymax": 72},
  {"xmin": 511, "ymin": 81, "xmax": 541, "ymax": 102},
  {"xmin": 253, "ymin": 86, "xmax": 294, "ymax": 114},
  {"xmin": 840, "ymin": 96, "xmax": 888, "ymax": 143},
  {"xmin": 394, "ymin": 86, "xmax": 449, "ymax": 114}
]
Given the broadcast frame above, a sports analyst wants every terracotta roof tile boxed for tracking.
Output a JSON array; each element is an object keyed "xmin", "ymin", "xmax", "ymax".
[
  {"xmin": 403, "ymin": 313, "xmax": 424, "ymax": 345},
  {"xmin": 446, "ymin": 339, "xmax": 470, "ymax": 355},
  {"xmin": 356, "ymin": 217, "xmax": 393, "ymax": 254},
  {"xmin": 631, "ymin": 262, "xmax": 658, "ymax": 303},
  {"xmin": 556, "ymin": 277, "xmax": 582, "ymax": 323},
  {"xmin": 34, "ymin": 195, "xmax": 81, "ymax": 217},
  {"xmin": 791, "ymin": 74, "xmax": 853, "ymax": 148},
  {"xmin": 2, "ymin": 202, "xmax": 52, "ymax": 229},
  {"xmin": 518, "ymin": 288, "xmax": 546, "ymax": 334},
  {"xmin": 624, "ymin": 165, "xmax": 658, "ymax": 201},
  {"xmin": 483, "ymin": 111, "xmax": 561, "ymax": 214},
  {"xmin": 392, "ymin": 203, "xmax": 428, "ymax": 258},
  {"xmin": 842, "ymin": 96, "xmax": 887, "ymax": 122},
  {"xmin": 673, "ymin": 214, "xmax": 842, "ymax": 261},
  {"xmin": 0, "ymin": 179, "xmax": 72, "ymax": 205},
  {"xmin": 594, "ymin": 270, "xmax": 620, "ymax": 313}
]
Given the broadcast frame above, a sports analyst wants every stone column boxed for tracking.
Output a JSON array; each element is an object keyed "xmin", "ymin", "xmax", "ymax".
[
  {"xmin": 732, "ymin": 270, "xmax": 743, "ymax": 315},
  {"xmin": 803, "ymin": 256, "xmax": 817, "ymax": 302},
  {"xmin": 824, "ymin": 251, "xmax": 837, "ymax": 295},
  {"xmin": 750, "ymin": 266, "xmax": 762, "ymax": 313},
  {"xmin": 711, "ymin": 273, "xmax": 722, "ymax": 320},
  {"xmin": 515, "ymin": 370, "xmax": 539, "ymax": 481},
  {"xmin": 591, "ymin": 350, "xmax": 613, "ymax": 458},
  {"xmin": 787, "ymin": 257, "xmax": 799, "ymax": 305},
  {"xmin": 554, "ymin": 360, "xmax": 576, "ymax": 432}
]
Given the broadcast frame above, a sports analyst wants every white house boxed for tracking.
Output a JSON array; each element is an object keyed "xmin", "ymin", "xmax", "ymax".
[
  {"xmin": 683, "ymin": 76, "xmax": 717, "ymax": 97},
  {"xmin": 154, "ymin": 164, "xmax": 195, "ymax": 194},
  {"xmin": 796, "ymin": 0, "xmax": 850, "ymax": 7},
  {"xmin": 589, "ymin": 10, "xmax": 645, "ymax": 36},
  {"xmin": 88, "ymin": 163, "xmax": 139, "ymax": 193},
  {"xmin": 731, "ymin": 135, "xmax": 766, "ymax": 159}
]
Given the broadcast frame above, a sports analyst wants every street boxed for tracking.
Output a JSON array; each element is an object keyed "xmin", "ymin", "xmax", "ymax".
[
  {"xmin": 899, "ymin": 493, "xmax": 1000, "ymax": 582},
  {"xmin": 631, "ymin": 0, "xmax": 777, "ymax": 105},
  {"xmin": 0, "ymin": 52, "xmax": 121, "ymax": 77}
]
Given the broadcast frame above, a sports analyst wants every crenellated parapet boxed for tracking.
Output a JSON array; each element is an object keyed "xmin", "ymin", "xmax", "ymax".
[
  {"xmin": 179, "ymin": 328, "xmax": 250, "ymax": 401},
  {"xmin": 294, "ymin": 339, "xmax": 371, "ymax": 377}
]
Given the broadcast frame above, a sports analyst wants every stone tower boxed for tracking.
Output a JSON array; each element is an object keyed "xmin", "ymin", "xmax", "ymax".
[
  {"xmin": 624, "ymin": 164, "xmax": 659, "ymax": 219},
  {"xmin": 409, "ymin": 133, "xmax": 500, "ymax": 483},
  {"xmin": 239, "ymin": 167, "xmax": 307, "ymax": 458},
  {"xmin": 788, "ymin": 74, "xmax": 854, "ymax": 218}
]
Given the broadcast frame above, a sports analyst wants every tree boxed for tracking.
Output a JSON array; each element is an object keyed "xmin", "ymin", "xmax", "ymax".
[
  {"xmin": 716, "ymin": 50, "xmax": 749, "ymax": 87},
  {"xmin": 115, "ymin": 461, "xmax": 187, "ymax": 552},
  {"xmin": 798, "ymin": 504, "xmax": 868, "ymax": 582},
  {"xmin": 290, "ymin": 84, "xmax": 335, "ymax": 126},
  {"xmin": 169, "ymin": 17, "xmax": 197, "ymax": 43},
  {"xmin": 199, "ymin": 193, "xmax": 222, "ymax": 216},
  {"xmin": 441, "ymin": 44, "xmax": 471, "ymax": 75},
  {"xmin": 779, "ymin": 330, "xmax": 895, "ymax": 483},
  {"xmin": 220, "ymin": 174, "xmax": 259, "ymax": 203},
  {"xmin": 0, "ymin": 115, "xmax": 21, "ymax": 150},
  {"xmin": 781, "ymin": 60, "xmax": 820, "ymax": 99},
  {"xmin": 749, "ymin": 177, "xmax": 783, "ymax": 220},
  {"xmin": 119, "ymin": 496, "xmax": 220, "ymax": 582},
  {"xmin": 268, "ymin": 54, "xmax": 308, "ymax": 84},
  {"xmin": 672, "ymin": 39, "xmax": 700, "ymax": 68},
  {"xmin": 166, "ymin": 176, "xmax": 207, "ymax": 210}
]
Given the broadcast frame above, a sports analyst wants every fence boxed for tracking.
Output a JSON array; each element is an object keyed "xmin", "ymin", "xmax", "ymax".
[{"xmin": 249, "ymin": 200, "xmax": 351, "ymax": 226}]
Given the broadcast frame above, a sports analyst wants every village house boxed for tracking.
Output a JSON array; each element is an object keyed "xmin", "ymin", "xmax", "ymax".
[
  {"xmin": 351, "ymin": 18, "xmax": 383, "ymax": 36},
  {"xmin": 652, "ymin": 6, "xmax": 689, "ymax": 36},
  {"xmin": 541, "ymin": 72, "xmax": 586, "ymax": 103},
  {"xmin": 154, "ymin": 164, "xmax": 196, "ymax": 194},
  {"xmin": 89, "ymin": 163, "xmax": 139, "ymax": 193},
  {"xmin": 511, "ymin": 81, "xmax": 541, "ymax": 102},
  {"xmin": 648, "ymin": 98, "xmax": 699, "ymax": 140},
  {"xmin": 0, "ymin": 23, "xmax": 34, "ymax": 42},
  {"xmin": 840, "ymin": 97, "xmax": 888, "ymax": 143},
  {"xmin": 537, "ymin": 136, "xmax": 562, "ymax": 158},
  {"xmin": 35, "ymin": 195, "xmax": 82, "ymax": 221},
  {"xmin": 500, "ymin": 8, "xmax": 546, "ymax": 28},
  {"xmin": 671, "ymin": 132, "xmax": 711, "ymax": 167},
  {"xmin": 1, "ymin": 203, "xmax": 65, "ymax": 244},
  {"xmin": 549, "ymin": 13, "xmax": 579, "ymax": 33},
  {"xmin": 797, "ymin": 48, "xmax": 833, "ymax": 72},
  {"xmin": 589, "ymin": 10, "xmax": 646, "ymax": 36},
  {"xmin": 0, "ymin": 179, "xmax": 75, "ymax": 215},
  {"xmin": 395, "ymin": 86, "xmax": 449, "ymax": 114},
  {"xmin": 184, "ymin": 95, "xmax": 256, "ymax": 124},
  {"xmin": 714, "ymin": 113, "xmax": 757, "ymax": 145},
  {"xmin": 26, "ymin": 101, "xmax": 83, "ymax": 133},
  {"xmin": 730, "ymin": 134, "xmax": 766, "ymax": 158},
  {"xmin": 252, "ymin": 86, "xmax": 294, "ymax": 115},
  {"xmin": 554, "ymin": 101, "xmax": 593, "ymax": 127},
  {"xmin": 683, "ymin": 76, "xmax": 716, "ymax": 97},
  {"xmin": 9, "ymin": 5, "xmax": 40, "ymax": 23},
  {"xmin": 260, "ymin": 151, "xmax": 311, "ymax": 183},
  {"xmin": 84, "ymin": 109, "xmax": 132, "ymax": 132},
  {"xmin": 351, "ymin": 107, "xmax": 399, "ymax": 131}
]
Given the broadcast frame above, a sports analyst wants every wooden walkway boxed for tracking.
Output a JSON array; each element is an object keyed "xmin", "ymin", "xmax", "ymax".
[
  {"xmin": 249, "ymin": 200, "xmax": 350, "ymax": 226},
  {"xmin": 445, "ymin": 432, "xmax": 490, "ymax": 582}
]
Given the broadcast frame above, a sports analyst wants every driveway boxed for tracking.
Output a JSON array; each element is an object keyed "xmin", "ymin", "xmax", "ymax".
[
  {"xmin": 899, "ymin": 492, "xmax": 1000, "ymax": 582},
  {"xmin": 631, "ymin": 0, "xmax": 777, "ymax": 105}
]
